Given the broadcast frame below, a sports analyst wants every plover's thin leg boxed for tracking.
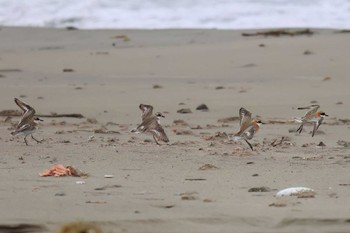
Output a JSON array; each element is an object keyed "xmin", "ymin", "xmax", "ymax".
[
  {"xmin": 244, "ymin": 139, "xmax": 254, "ymax": 151},
  {"xmin": 31, "ymin": 135, "xmax": 43, "ymax": 144},
  {"xmin": 24, "ymin": 135, "xmax": 29, "ymax": 146},
  {"xmin": 311, "ymin": 123, "xmax": 318, "ymax": 137},
  {"xmin": 153, "ymin": 135, "xmax": 160, "ymax": 145},
  {"xmin": 296, "ymin": 124, "xmax": 303, "ymax": 134}
]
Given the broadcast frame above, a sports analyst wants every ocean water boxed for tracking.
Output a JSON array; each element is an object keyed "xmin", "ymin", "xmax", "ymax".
[{"xmin": 0, "ymin": 0, "xmax": 349, "ymax": 29}]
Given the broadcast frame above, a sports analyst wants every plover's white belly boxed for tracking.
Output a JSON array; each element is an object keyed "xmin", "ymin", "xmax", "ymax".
[
  {"xmin": 309, "ymin": 118, "xmax": 320, "ymax": 122},
  {"xmin": 229, "ymin": 135, "xmax": 241, "ymax": 141}
]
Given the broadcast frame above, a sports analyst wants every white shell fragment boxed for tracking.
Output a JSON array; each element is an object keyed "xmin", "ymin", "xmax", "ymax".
[
  {"xmin": 276, "ymin": 187, "xmax": 315, "ymax": 197},
  {"xmin": 76, "ymin": 181, "xmax": 86, "ymax": 185},
  {"xmin": 104, "ymin": 175, "xmax": 114, "ymax": 178},
  {"xmin": 88, "ymin": 135, "xmax": 95, "ymax": 142}
]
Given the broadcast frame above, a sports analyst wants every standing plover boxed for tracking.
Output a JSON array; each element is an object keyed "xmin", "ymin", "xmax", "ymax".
[
  {"xmin": 11, "ymin": 98, "xmax": 43, "ymax": 145},
  {"xmin": 131, "ymin": 104, "xmax": 169, "ymax": 145},
  {"xmin": 295, "ymin": 104, "xmax": 328, "ymax": 137},
  {"xmin": 230, "ymin": 107, "xmax": 263, "ymax": 151}
]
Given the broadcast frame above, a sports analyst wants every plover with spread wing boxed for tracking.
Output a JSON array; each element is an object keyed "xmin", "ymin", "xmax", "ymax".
[
  {"xmin": 230, "ymin": 107, "xmax": 263, "ymax": 151},
  {"xmin": 294, "ymin": 104, "xmax": 328, "ymax": 137},
  {"xmin": 131, "ymin": 104, "xmax": 169, "ymax": 145},
  {"xmin": 11, "ymin": 98, "xmax": 43, "ymax": 145}
]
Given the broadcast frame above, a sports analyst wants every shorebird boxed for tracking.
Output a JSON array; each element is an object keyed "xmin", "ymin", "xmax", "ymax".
[
  {"xmin": 131, "ymin": 104, "xmax": 169, "ymax": 145},
  {"xmin": 294, "ymin": 104, "xmax": 328, "ymax": 137},
  {"xmin": 230, "ymin": 107, "xmax": 263, "ymax": 151},
  {"xmin": 11, "ymin": 98, "xmax": 43, "ymax": 145}
]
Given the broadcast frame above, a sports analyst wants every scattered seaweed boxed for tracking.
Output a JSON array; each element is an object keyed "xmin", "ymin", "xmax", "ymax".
[
  {"xmin": 63, "ymin": 68, "xmax": 74, "ymax": 72},
  {"xmin": 217, "ymin": 116, "xmax": 239, "ymax": 123},
  {"xmin": 248, "ymin": 187, "xmax": 271, "ymax": 192},
  {"xmin": 242, "ymin": 29, "xmax": 314, "ymax": 37},
  {"xmin": 0, "ymin": 68, "xmax": 22, "ymax": 72},
  {"xmin": 336, "ymin": 29, "xmax": 350, "ymax": 33},
  {"xmin": 173, "ymin": 119, "xmax": 189, "ymax": 126},
  {"xmin": 337, "ymin": 140, "xmax": 350, "ymax": 147},
  {"xmin": 112, "ymin": 35, "xmax": 131, "ymax": 42},
  {"xmin": 0, "ymin": 224, "xmax": 45, "ymax": 232},
  {"xmin": 179, "ymin": 192, "xmax": 199, "ymax": 200},
  {"xmin": 269, "ymin": 201, "xmax": 287, "ymax": 207},
  {"xmin": 0, "ymin": 110, "xmax": 84, "ymax": 118},
  {"xmin": 199, "ymin": 164, "xmax": 219, "ymax": 170},
  {"xmin": 270, "ymin": 137, "xmax": 285, "ymax": 147}
]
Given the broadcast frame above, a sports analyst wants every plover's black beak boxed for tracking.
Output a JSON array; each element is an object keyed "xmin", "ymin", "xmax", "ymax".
[
  {"xmin": 156, "ymin": 113, "xmax": 165, "ymax": 118},
  {"xmin": 35, "ymin": 117, "xmax": 43, "ymax": 121}
]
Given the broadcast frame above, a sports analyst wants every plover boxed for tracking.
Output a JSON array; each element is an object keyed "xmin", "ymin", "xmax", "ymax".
[
  {"xmin": 294, "ymin": 104, "xmax": 328, "ymax": 137},
  {"xmin": 131, "ymin": 104, "xmax": 169, "ymax": 145},
  {"xmin": 230, "ymin": 107, "xmax": 263, "ymax": 151},
  {"xmin": 11, "ymin": 98, "xmax": 43, "ymax": 145}
]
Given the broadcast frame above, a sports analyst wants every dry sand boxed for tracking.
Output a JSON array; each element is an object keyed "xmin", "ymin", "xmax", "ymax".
[{"xmin": 0, "ymin": 27, "xmax": 350, "ymax": 233}]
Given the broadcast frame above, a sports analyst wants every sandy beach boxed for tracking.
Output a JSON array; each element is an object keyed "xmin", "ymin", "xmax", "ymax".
[{"xmin": 0, "ymin": 27, "xmax": 350, "ymax": 233}]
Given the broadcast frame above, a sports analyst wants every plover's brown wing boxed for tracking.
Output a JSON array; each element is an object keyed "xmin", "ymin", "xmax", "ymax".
[
  {"xmin": 239, "ymin": 107, "xmax": 252, "ymax": 127},
  {"xmin": 14, "ymin": 98, "xmax": 35, "ymax": 128},
  {"xmin": 235, "ymin": 107, "xmax": 252, "ymax": 136},
  {"xmin": 15, "ymin": 98, "xmax": 35, "ymax": 112},
  {"xmin": 139, "ymin": 104, "xmax": 154, "ymax": 120},
  {"xmin": 150, "ymin": 124, "xmax": 169, "ymax": 143},
  {"xmin": 305, "ymin": 105, "xmax": 320, "ymax": 117},
  {"xmin": 312, "ymin": 117, "xmax": 324, "ymax": 137},
  {"xmin": 297, "ymin": 105, "xmax": 320, "ymax": 117},
  {"xmin": 135, "ymin": 114, "xmax": 156, "ymax": 133}
]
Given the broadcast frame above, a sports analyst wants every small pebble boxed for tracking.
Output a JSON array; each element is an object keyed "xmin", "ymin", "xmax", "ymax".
[{"xmin": 55, "ymin": 192, "xmax": 66, "ymax": 196}]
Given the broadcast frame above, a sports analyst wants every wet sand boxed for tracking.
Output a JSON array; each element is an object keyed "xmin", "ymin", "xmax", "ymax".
[{"xmin": 0, "ymin": 27, "xmax": 350, "ymax": 233}]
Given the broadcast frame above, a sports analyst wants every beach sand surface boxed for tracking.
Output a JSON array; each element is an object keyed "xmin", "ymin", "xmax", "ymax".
[{"xmin": 0, "ymin": 27, "xmax": 350, "ymax": 233}]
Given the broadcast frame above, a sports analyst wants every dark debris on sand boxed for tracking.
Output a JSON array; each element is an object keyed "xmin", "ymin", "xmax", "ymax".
[
  {"xmin": 242, "ymin": 29, "xmax": 314, "ymax": 37},
  {"xmin": 248, "ymin": 187, "xmax": 271, "ymax": 192},
  {"xmin": 196, "ymin": 104, "xmax": 209, "ymax": 111},
  {"xmin": 177, "ymin": 108, "xmax": 192, "ymax": 114}
]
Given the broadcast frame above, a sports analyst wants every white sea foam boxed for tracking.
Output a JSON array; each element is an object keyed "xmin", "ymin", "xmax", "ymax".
[{"xmin": 0, "ymin": 0, "xmax": 349, "ymax": 29}]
